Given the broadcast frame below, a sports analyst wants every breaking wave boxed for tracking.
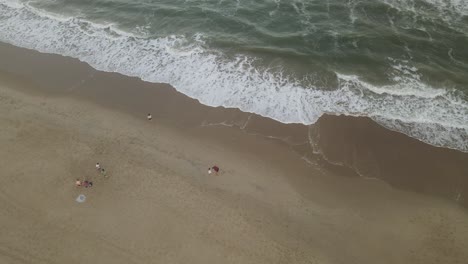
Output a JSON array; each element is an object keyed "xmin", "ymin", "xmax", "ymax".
[{"xmin": 0, "ymin": 0, "xmax": 467, "ymax": 152}]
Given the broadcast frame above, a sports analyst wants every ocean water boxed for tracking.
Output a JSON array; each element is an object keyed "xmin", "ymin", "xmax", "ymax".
[{"xmin": 0, "ymin": 0, "xmax": 467, "ymax": 151}]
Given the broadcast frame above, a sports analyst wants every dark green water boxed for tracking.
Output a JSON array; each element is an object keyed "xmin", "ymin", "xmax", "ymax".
[{"xmin": 0, "ymin": 0, "xmax": 467, "ymax": 151}]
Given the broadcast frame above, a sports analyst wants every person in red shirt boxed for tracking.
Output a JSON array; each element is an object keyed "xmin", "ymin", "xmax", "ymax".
[{"xmin": 212, "ymin": 166, "xmax": 219, "ymax": 176}]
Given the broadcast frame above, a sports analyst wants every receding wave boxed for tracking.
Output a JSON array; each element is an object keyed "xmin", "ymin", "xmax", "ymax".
[{"xmin": 0, "ymin": 1, "xmax": 467, "ymax": 152}]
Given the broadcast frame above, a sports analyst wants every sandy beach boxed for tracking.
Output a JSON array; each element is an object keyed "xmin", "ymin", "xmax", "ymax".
[{"xmin": 1, "ymin": 43, "xmax": 468, "ymax": 264}]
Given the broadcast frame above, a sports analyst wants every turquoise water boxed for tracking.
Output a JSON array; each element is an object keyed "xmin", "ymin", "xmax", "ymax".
[{"xmin": 0, "ymin": 0, "xmax": 467, "ymax": 151}]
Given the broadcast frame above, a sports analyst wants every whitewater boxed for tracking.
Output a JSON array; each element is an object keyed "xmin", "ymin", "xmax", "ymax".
[{"xmin": 0, "ymin": 0, "xmax": 467, "ymax": 152}]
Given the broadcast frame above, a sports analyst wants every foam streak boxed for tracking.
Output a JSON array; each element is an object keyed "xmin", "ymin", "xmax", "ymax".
[{"xmin": 0, "ymin": 2, "xmax": 466, "ymax": 152}]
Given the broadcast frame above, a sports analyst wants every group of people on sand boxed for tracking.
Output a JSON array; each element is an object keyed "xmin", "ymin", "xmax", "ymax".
[
  {"xmin": 75, "ymin": 179, "xmax": 93, "ymax": 188},
  {"xmin": 95, "ymin": 162, "xmax": 108, "ymax": 177},
  {"xmin": 75, "ymin": 162, "xmax": 108, "ymax": 188},
  {"xmin": 75, "ymin": 114, "xmax": 221, "ymax": 190},
  {"xmin": 208, "ymin": 166, "xmax": 220, "ymax": 175}
]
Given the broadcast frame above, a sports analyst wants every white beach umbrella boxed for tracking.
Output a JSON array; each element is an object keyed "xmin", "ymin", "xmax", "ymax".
[{"xmin": 76, "ymin": 194, "xmax": 86, "ymax": 203}]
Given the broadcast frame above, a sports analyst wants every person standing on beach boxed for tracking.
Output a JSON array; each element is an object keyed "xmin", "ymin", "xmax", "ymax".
[
  {"xmin": 96, "ymin": 163, "xmax": 101, "ymax": 170},
  {"xmin": 212, "ymin": 166, "xmax": 219, "ymax": 176},
  {"xmin": 147, "ymin": 113, "xmax": 152, "ymax": 121},
  {"xmin": 208, "ymin": 168, "xmax": 212, "ymax": 175},
  {"xmin": 100, "ymin": 168, "xmax": 108, "ymax": 178}
]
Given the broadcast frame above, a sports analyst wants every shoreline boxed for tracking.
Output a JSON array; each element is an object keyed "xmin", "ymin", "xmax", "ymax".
[
  {"xmin": 1, "ymin": 42, "xmax": 467, "ymax": 207},
  {"xmin": 1, "ymin": 42, "xmax": 468, "ymax": 263}
]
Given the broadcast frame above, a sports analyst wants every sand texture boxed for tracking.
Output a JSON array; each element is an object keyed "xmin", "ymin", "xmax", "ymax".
[{"xmin": 1, "ymin": 73, "xmax": 468, "ymax": 264}]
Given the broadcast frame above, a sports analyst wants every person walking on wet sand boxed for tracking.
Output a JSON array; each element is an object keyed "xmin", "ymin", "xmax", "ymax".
[{"xmin": 147, "ymin": 113, "xmax": 152, "ymax": 121}]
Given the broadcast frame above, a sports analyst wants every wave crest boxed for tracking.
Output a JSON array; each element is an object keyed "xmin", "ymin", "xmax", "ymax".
[{"xmin": 0, "ymin": 1, "xmax": 467, "ymax": 152}]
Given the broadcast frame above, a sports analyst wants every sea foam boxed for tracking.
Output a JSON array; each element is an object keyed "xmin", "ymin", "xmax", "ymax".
[{"xmin": 0, "ymin": 1, "xmax": 467, "ymax": 152}]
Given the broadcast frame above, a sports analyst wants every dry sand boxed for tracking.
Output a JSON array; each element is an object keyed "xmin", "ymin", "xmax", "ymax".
[{"xmin": 1, "ymin": 69, "xmax": 468, "ymax": 264}]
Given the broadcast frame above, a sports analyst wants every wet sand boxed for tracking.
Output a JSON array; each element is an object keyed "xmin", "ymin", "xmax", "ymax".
[
  {"xmin": 310, "ymin": 115, "xmax": 468, "ymax": 206},
  {"xmin": 1, "ymin": 42, "xmax": 468, "ymax": 263},
  {"xmin": 1, "ymin": 42, "xmax": 467, "ymax": 206}
]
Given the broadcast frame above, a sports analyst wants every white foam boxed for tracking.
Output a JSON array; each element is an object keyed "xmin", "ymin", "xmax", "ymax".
[
  {"xmin": 420, "ymin": 0, "xmax": 468, "ymax": 16},
  {"xmin": 347, "ymin": 0, "xmax": 359, "ymax": 24},
  {"xmin": 0, "ymin": 2, "xmax": 467, "ymax": 152},
  {"xmin": 381, "ymin": 0, "xmax": 468, "ymax": 31},
  {"xmin": 341, "ymin": 58, "xmax": 454, "ymax": 99},
  {"xmin": 1, "ymin": 0, "xmax": 22, "ymax": 8}
]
